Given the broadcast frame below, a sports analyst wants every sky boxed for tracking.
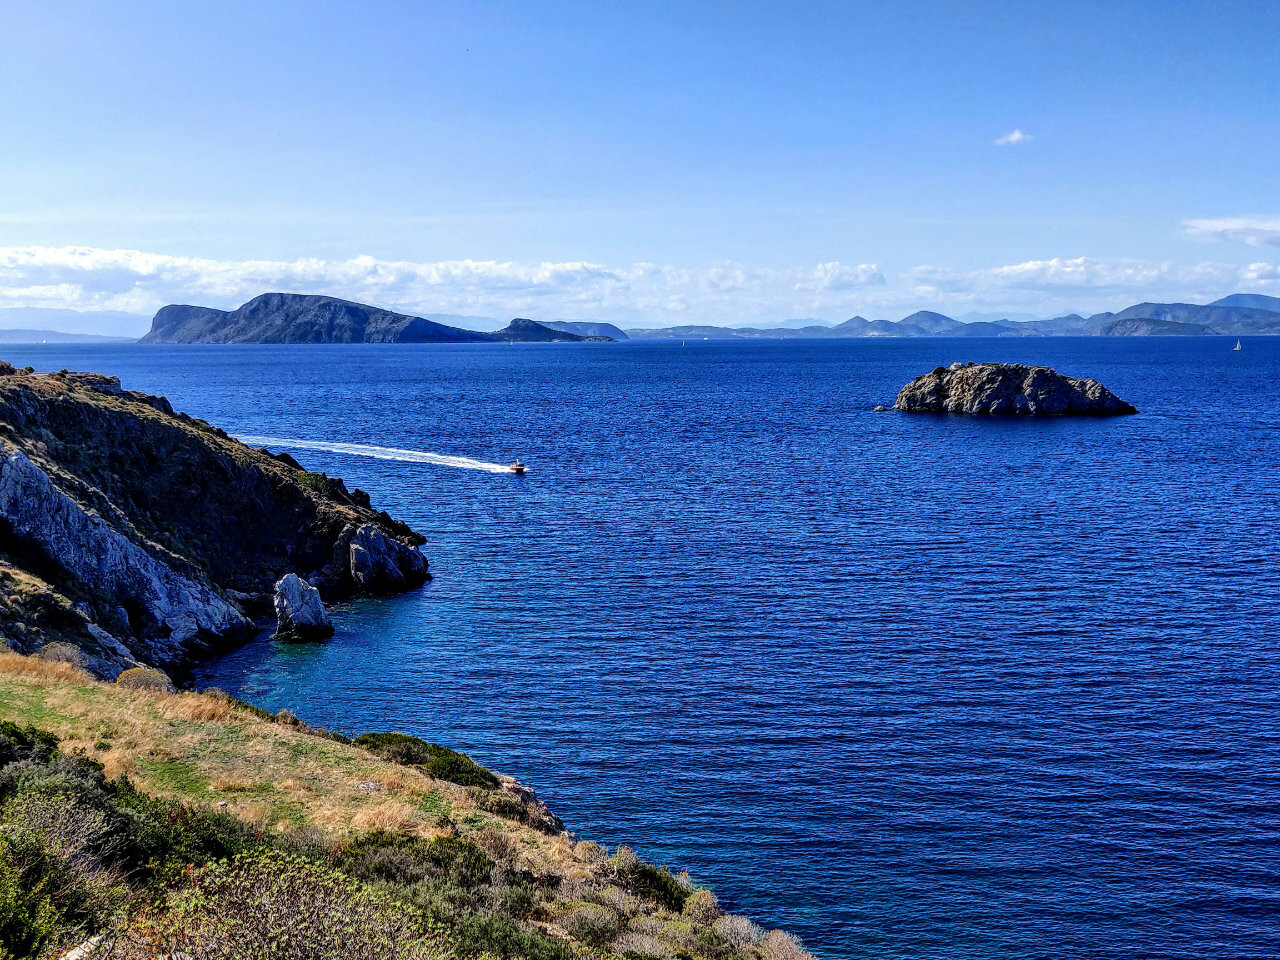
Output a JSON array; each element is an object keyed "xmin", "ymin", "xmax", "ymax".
[{"xmin": 2, "ymin": 0, "xmax": 1279, "ymax": 332}]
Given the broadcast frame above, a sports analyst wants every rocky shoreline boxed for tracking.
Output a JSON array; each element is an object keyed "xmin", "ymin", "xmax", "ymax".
[{"xmin": 0, "ymin": 361, "xmax": 428, "ymax": 678}]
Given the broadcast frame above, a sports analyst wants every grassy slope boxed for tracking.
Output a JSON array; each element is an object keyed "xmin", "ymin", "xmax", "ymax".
[
  {"xmin": 0, "ymin": 653, "xmax": 563, "ymax": 870},
  {"xmin": 0, "ymin": 652, "xmax": 814, "ymax": 960}
]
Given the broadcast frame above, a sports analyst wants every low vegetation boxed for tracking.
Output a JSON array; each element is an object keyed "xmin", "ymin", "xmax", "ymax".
[{"xmin": 0, "ymin": 652, "xmax": 815, "ymax": 960}]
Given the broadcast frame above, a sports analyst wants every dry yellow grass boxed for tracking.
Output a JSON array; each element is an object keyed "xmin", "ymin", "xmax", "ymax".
[
  {"xmin": 159, "ymin": 692, "xmax": 233, "ymax": 722},
  {"xmin": 0, "ymin": 649, "xmax": 89, "ymax": 684},
  {"xmin": 0, "ymin": 649, "xmax": 568, "ymax": 873}
]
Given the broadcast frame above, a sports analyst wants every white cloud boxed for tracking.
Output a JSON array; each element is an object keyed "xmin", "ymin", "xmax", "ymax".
[
  {"xmin": 994, "ymin": 129, "xmax": 1032, "ymax": 146},
  {"xmin": 902, "ymin": 256, "xmax": 1280, "ymax": 313},
  {"xmin": 2, "ymin": 245, "xmax": 1277, "ymax": 327},
  {"xmin": 0, "ymin": 246, "xmax": 885, "ymax": 325},
  {"xmin": 1184, "ymin": 217, "xmax": 1280, "ymax": 247}
]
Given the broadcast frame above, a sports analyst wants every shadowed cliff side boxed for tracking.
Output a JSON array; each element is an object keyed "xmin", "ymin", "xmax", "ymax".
[{"xmin": 0, "ymin": 361, "xmax": 428, "ymax": 677}]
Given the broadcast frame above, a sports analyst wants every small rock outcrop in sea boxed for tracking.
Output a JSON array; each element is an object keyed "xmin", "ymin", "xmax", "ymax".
[
  {"xmin": 0, "ymin": 363, "xmax": 428, "ymax": 677},
  {"xmin": 273, "ymin": 574, "xmax": 334, "ymax": 641},
  {"xmin": 892, "ymin": 362, "xmax": 1137, "ymax": 416},
  {"xmin": 348, "ymin": 523, "xmax": 430, "ymax": 591}
]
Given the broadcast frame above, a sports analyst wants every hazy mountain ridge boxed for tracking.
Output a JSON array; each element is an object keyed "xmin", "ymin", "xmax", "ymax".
[{"xmin": 626, "ymin": 293, "xmax": 1280, "ymax": 339}]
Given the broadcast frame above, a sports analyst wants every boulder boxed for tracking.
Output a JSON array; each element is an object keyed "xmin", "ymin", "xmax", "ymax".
[
  {"xmin": 273, "ymin": 573, "xmax": 334, "ymax": 641},
  {"xmin": 892, "ymin": 362, "xmax": 1137, "ymax": 416},
  {"xmin": 348, "ymin": 523, "xmax": 429, "ymax": 592}
]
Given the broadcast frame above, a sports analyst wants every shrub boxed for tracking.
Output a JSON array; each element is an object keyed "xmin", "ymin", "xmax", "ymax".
[
  {"xmin": 120, "ymin": 851, "xmax": 445, "ymax": 960},
  {"xmin": 681, "ymin": 888, "xmax": 720, "ymax": 926},
  {"xmin": 564, "ymin": 903, "xmax": 624, "ymax": 948},
  {"xmin": 574, "ymin": 840, "xmax": 607, "ymax": 864},
  {"xmin": 589, "ymin": 884, "xmax": 640, "ymax": 916},
  {"xmin": 0, "ymin": 850, "xmax": 60, "ymax": 960},
  {"xmin": 758, "ymin": 929, "xmax": 816, "ymax": 960},
  {"xmin": 354, "ymin": 732, "xmax": 498, "ymax": 789},
  {"xmin": 612, "ymin": 844, "xmax": 639, "ymax": 874},
  {"xmin": 0, "ymin": 722, "xmax": 58, "ymax": 768},
  {"xmin": 630, "ymin": 863, "xmax": 688, "ymax": 912},
  {"xmin": 37, "ymin": 642, "xmax": 87, "ymax": 670},
  {"xmin": 297, "ymin": 470, "xmax": 334, "ymax": 495},
  {"xmin": 450, "ymin": 911, "xmax": 572, "ymax": 960},
  {"xmin": 115, "ymin": 667, "xmax": 175, "ymax": 693},
  {"xmin": 714, "ymin": 914, "xmax": 765, "ymax": 950},
  {"xmin": 0, "ymin": 794, "xmax": 132, "ymax": 942}
]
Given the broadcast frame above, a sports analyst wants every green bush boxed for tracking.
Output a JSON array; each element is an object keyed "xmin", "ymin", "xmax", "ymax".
[
  {"xmin": 354, "ymin": 732, "xmax": 498, "ymax": 789},
  {"xmin": 115, "ymin": 667, "xmax": 175, "ymax": 693},
  {"xmin": 629, "ymin": 862, "xmax": 689, "ymax": 912},
  {"xmin": 297, "ymin": 470, "xmax": 335, "ymax": 495},
  {"xmin": 682, "ymin": 888, "xmax": 721, "ymax": 926},
  {"xmin": 0, "ymin": 849, "xmax": 60, "ymax": 960},
  {"xmin": 122, "ymin": 851, "xmax": 443, "ymax": 960},
  {"xmin": 564, "ymin": 903, "xmax": 624, "ymax": 948},
  {"xmin": 451, "ymin": 911, "xmax": 572, "ymax": 960}
]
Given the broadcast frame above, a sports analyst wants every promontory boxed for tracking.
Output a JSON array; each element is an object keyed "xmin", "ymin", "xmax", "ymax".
[
  {"xmin": 0, "ymin": 361, "xmax": 428, "ymax": 678},
  {"xmin": 893, "ymin": 362, "xmax": 1137, "ymax": 415}
]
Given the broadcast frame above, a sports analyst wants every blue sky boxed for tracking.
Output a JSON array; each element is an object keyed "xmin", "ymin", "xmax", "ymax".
[{"xmin": 2, "ymin": 0, "xmax": 1279, "ymax": 329}]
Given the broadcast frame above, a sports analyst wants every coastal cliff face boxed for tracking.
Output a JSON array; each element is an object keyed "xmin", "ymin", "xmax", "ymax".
[
  {"xmin": 894, "ymin": 362, "xmax": 1137, "ymax": 415},
  {"xmin": 0, "ymin": 362, "xmax": 428, "ymax": 677}
]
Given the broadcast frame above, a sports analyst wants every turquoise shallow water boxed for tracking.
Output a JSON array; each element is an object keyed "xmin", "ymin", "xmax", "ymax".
[{"xmin": 5, "ymin": 338, "xmax": 1280, "ymax": 959}]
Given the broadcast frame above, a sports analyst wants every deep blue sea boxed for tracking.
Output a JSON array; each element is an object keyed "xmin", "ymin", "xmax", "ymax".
[{"xmin": 6, "ymin": 337, "xmax": 1280, "ymax": 960}]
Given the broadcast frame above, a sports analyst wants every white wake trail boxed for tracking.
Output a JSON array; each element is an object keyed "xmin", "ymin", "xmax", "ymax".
[{"xmin": 237, "ymin": 435, "xmax": 516, "ymax": 474}]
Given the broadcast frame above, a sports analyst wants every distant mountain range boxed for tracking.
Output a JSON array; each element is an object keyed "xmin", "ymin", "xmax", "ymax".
[
  {"xmin": 0, "ymin": 307, "xmax": 149, "ymax": 339},
  {"xmin": 141, "ymin": 294, "xmax": 615, "ymax": 344},
  {"xmin": 122, "ymin": 290, "xmax": 1280, "ymax": 345},
  {"xmin": 625, "ymin": 294, "xmax": 1280, "ymax": 339},
  {"xmin": 0, "ymin": 329, "xmax": 133, "ymax": 344}
]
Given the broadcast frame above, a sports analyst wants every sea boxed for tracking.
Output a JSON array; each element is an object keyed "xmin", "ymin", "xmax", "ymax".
[{"xmin": 4, "ymin": 337, "xmax": 1279, "ymax": 960}]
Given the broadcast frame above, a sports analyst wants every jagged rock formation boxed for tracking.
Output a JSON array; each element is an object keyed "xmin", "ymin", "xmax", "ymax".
[
  {"xmin": 0, "ymin": 365, "xmax": 428, "ymax": 676},
  {"xmin": 273, "ymin": 574, "xmax": 333, "ymax": 641},
  {"xmin": 893, "ymin": 362, "xmax": 1137, "ymax": 416},
  {"xmin": 349, "ymin": 524, "xmax": 429, "ymax": 591}
]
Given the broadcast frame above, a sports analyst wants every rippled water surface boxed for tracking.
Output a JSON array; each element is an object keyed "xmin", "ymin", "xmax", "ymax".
[{"xmin": 8, "ymin": 338, "xmax": 1280, "ymax": 959}]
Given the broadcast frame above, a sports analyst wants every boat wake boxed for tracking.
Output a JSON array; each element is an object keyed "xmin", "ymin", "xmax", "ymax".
[{"xmin": 237, "ymin": 436, "xmax": 517, "ymax": 474}]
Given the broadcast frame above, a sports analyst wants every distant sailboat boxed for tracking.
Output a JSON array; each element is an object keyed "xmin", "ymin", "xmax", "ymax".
[{"xmin": 1234, "ymin": 339, "xmax": 1242, "ymax": 351}]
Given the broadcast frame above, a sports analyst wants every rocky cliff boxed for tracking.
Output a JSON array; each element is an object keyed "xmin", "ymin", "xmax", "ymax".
[
  {"xmin": 893, "ymin": 362, "xmax": 1138, "ymax": 415},
  {"xmin": 0, "ymin": 362, "xmax": 428, "ymax": 677}
]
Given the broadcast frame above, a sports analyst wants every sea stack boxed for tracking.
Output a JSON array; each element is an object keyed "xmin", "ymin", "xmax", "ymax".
[
  {"xmin": 273, "ymin": 574, "xmax": 334, "ymax": 641},
  {"xmin": 893, "ymin": 362, "xmax": 1137, "ymax": 416}
]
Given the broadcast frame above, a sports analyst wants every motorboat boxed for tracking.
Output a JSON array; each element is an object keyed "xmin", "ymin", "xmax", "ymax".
[{"xmin": 509, "ymin": 460, "xmax": 527, "ymax": 475}]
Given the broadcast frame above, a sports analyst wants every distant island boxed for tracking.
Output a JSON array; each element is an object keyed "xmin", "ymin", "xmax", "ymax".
[
  {"xmin": 129, "ymin": 291, "xmax": 1280, "ymax": 345},
  {"xmin": 141, "ymin": 293, "xmax": 615, "ymax": 344}
]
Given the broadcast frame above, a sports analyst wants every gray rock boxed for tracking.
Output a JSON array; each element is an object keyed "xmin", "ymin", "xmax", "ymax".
[
  {"xmin": 348, "ymin": 523, "xmax": 428, "ymax": 591},
  {"xmin": 273, "ymin": 573, "xmax": 334, "ymax": 641},
  {"xmin": 893, "ymin": 363, "xmax": 1137, "ymax": 416},
  {"xmin": 0, "ymin": 450, "xmax": 253, "ymax": 669}
]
